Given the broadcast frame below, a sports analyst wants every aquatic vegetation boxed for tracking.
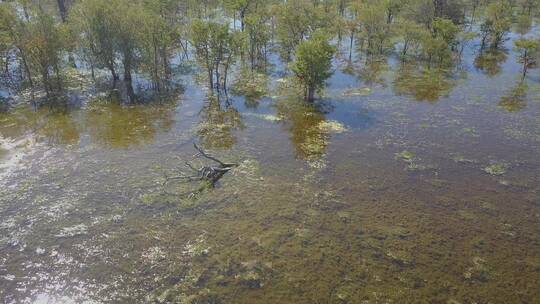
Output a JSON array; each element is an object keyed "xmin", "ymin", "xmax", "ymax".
[
  {"xmin": 483, "ymin": 163, "xmax": 508, "ymax": 176},
  {"xmin": 55, "ymin": 224, "xmax": 88, "ymax": 238},
  {"xmin": 451, "ymin": 154, "xmax": 476, "ymax": 164},
  {"xmin": 464, "ymin": 257, "xmax": 491, "ymax": 282},
  {"xmin": 342, "ymin": 87, "xmax": 372, "ymax": 97},
  {"xmin": 2, "ymin": 2, "xmax": 540, "ymax": 303},
  {"xmin": 244, "ymin": 113, "xmax": 282, "ymax": 122},
  {"xmin": 231, "ymin": 71, "xmax": 269, "ymax": 107},
  {"xmin": 394, "ymin": 150, "xmax": 436, "ymax": 172},
  {"xmin": 183, "ymin": 235, "xmax": 210, "ymax": 258},
  {"xmin": 460, "ymin": 127, "xmax": 479, "ymax": 137},
  {"xmin": 395, "ymin": 150, "xmax": 416, "ymax": 162},
  {"xmin": 499, "ymin": 82, "xmax": 528, "ymax": 112},
  {"xmin": 504, "ymin": 126, "xmax": 540, "ymax": 142},
  {"xmin": 474, "ymin": 49, "xmax": 508, "ymax": 77},
  {"xmin": 318, "ymin": 120, "xmax": 348, "ymax": 133}
]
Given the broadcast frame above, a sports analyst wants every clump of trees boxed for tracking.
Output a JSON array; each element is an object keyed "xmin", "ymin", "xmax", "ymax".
[
  {"xmin": 70, "ymin": 0, "xmax": 182, "ymax": 95},
  {"xmin": 0, "ymin": 0, "xmax": 539, "ymax": 106},
  {"xmin": 0, "ymin": 2, "xmax": 66, "ymax": 96},
  {"xmin": 190, "ymin": 20, "xmax": 243, "ymax": 94},
  {"xmin": 480, "ymin": 0, "xmax": 513, "ymax": 49}
]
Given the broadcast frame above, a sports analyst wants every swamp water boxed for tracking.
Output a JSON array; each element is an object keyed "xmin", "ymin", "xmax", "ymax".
[{"xmin": 1, "ymin": 35, "xmax": 540, "ymax": 304}]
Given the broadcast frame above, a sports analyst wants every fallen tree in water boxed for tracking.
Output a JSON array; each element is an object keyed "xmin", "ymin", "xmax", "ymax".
[{"xmin": 164, "ymin": 143, "xmax": 238, "ymax": 197}]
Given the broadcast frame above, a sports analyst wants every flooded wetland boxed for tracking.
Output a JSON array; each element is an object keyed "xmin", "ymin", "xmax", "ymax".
[{"xmin": 1, "ymin": 1, "xmax": 540, "ymax": 303}]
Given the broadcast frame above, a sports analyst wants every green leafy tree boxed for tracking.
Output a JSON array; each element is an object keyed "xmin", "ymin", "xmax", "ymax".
[{"xmin": 291, "ymin": 35, "xmax": 335, "ymax": 101}]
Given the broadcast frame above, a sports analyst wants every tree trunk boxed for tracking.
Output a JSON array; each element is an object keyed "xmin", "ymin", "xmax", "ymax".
[
  {"xmin": 19, "ymin": 50, "xmax": 33, "ymax": 88},
  {"xmin": 90, "ymin": 63, "xmax": 95, "ymax": 82},
  {"xmin": 240, "ymin": 9, "xmax": 246, "ymax": 32},
  {"xmin": 402, "ymin": 40, "xmax": 409, "ymax": 58},
  {"xmin": 57, "ymin": 0, "xmax": 67, "ymax": 22},
  {"xmin": 108, "ymin": 62, "xmax": 119, "ymax": 81},
  {"xmin": 3, "ymin": 52, "xmax": 9, "ymax": 75},
  {"xmin": 522, "ymin": 51, "xmax": 529, "ymax": 80},
  {"xmin": 123, "ymin": 54, "xmax": 132, "ymax": 82},
  {"xmin": 161, "ymin": 47, "xmax": 170, "ymax": 79},
  {"xmin": 208, "ymin": 68, "xmax": 213, "ymax": 92},
  {"xmin": 307, "ymin": 86, "xmax": 315, "ymax": 102},
  {"xmin": 349, "ymin": 31, "xmax": 355, "ymax": 61}
]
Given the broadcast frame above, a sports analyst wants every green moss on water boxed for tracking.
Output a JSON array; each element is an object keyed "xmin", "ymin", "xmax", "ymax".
[
  {"xmin": 483, "ymin": 163, "xmax": 508, "ymax": 176},
  {"xmin": 395, "ymin": 150, "xmax": 416, "ymax": 161}
]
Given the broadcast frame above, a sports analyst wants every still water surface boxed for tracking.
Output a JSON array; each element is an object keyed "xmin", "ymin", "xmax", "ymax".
[{"xmin": 1, "ymin": 31, "xmax": 540, "ymax": 303}]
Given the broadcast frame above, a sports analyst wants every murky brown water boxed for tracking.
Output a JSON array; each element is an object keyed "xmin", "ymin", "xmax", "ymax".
[{"xmin": 1, "ymin": 31, "xmax": 540, "ymax": 303}]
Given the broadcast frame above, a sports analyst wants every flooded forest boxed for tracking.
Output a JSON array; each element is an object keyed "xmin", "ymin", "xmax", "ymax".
[{"xmin": 1, "ymin": 0, "xmax": 540, "ymax": 303}]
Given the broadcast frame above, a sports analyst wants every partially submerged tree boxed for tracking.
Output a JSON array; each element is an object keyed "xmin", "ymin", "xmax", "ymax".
[
  {"xmin": 0, "ymin": 2, "xmax": 65, "ymax": 95},
  {"xmin": 244, "ymin": 13, "xmax": 271, "ymax": 72},
  {"xmin": 224, "ymin": 0, "xmax": 258, "ymax": 31},
  {"xmin": 140, "ymin": 0, "xmax": 182, "ymax": 91},
  {"xmin": 70, "ymin": 0, "xmax": 120, "ymax": 81},
  {"xmin": 291, "ymin": 34, "xmax": 335, "ymax": 101},
  {"xmin": 396, "ymin": 20, "xmax": 427, "ymax": 59},
  {"xmin": 275, "ymin": 0, "xmax": 330, "ymax": 60},
  {"xmin": 514, "ymin": 38, "xmax": 540, "ymax": 79},
  {"xmin": 356, "ymin": 1, "xmax": 391, "ymax": 55},
  {"xmin": 25, "ymin": 10, "xmax": 66, "ymax": 96},
  {"xmin": 480, "ymin": 0, "xmax": 513, "ymax": 49},
  {"xmin": 190, "ymin": 20, "xmax": 242, "ymax": 93}
]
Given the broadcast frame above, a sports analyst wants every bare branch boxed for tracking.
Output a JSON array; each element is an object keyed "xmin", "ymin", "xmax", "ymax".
[
  {"xmin": 162, "ymin": 143, "xmax": 239, "ymax": 196},
  {"xmin": 185, "ymin": 161, "xmax": 199, "ymax": 172},
  {"xmin": 193, "ymin": 143, "xmax": 227, "ymax": 166}
]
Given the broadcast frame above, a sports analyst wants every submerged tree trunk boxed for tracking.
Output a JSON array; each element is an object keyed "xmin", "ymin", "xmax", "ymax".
[{"xmin": 522, "ymin": 51, "xmax": 529, "ymax": 81}]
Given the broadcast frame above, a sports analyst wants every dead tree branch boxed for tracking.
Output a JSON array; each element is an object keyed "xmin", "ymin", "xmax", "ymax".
[{"xmin": 164, "ymin": 143, "xmax": 238, "ymax": 192}]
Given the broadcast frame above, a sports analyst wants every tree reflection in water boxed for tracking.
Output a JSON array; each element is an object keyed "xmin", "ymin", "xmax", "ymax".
[
  {"xmin": 197, "ymin": 95, "xmax": 244, "ymax": 150},
  {"xmin": 393, "ymin": 64, "xmax": 455, "ymax": 103},
  {"xmin": 274, "ymin": 97, "xmax": 332, "ymax": 162}
]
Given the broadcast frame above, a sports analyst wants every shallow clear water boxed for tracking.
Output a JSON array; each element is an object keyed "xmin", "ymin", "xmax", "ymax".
[{"xmin": 1, "ymin": 33, "xmax": 540, "ymax": 303}]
